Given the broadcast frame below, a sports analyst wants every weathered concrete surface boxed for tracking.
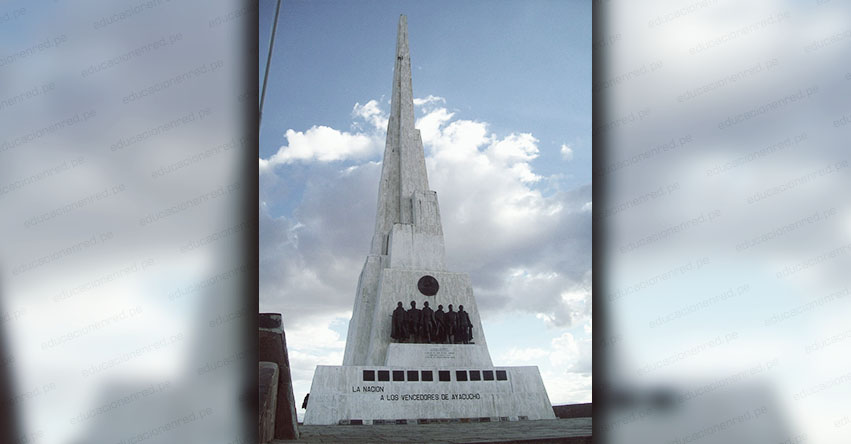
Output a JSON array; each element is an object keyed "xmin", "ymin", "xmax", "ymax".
[
  {"xmin": 343, "ymin": 254, "xmax": 385, "ymax": 366},
  {"xmin": 259, "ymin": 362, "xmax": 280, "ymax": 443},
  {"xmin": 388, "ymin": 217, "xmax": 445, "ymax": 270},
  {"xmin": 370, "ymin": 15, "xmax": 431, "ymax": 255},
  {"xmin": 304, "ymin": 366, "xmax": 554, "ymax": 425},
  {"xmin": 259, "ymin": 313, "xmax": 299, "ymax": 440},
  {"xmin": 274, "ymin": 418, "xmax": 592, "ymax": 443},
  {"xmin": 385, "ymin": 344, "xmax": 493, "ymax": 367}
]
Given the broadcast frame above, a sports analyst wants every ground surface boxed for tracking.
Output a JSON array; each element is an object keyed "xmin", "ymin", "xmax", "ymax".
[{"xmin": 272, "ymin": 418, "xmax": 592, "ymax": 443}]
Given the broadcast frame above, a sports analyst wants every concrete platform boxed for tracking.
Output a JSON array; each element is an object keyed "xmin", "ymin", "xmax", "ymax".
[
  {"xmin": 274, "ymin": 418, "xmax": 592, "ymax": 443},
  {"xmin": 304, "ymin": 365, "xmax": 555, "ymax": 424}
]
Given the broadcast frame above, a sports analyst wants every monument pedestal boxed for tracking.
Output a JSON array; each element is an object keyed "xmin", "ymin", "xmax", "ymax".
[
  {"xmin": 304, "ymin": 364, "xmax": 555, "ymax": 425},
  {"xmin": 306, "ymin": 343, "xmax": 556, "ymax": 424}
]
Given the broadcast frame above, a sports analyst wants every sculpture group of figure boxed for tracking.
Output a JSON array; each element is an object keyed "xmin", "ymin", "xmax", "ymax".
[{"xmin": 391, "ymin": 300, "xmax": 473, "ymax": 344}]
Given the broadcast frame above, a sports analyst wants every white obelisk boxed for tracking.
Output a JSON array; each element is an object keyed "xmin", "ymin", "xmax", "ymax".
[{"xmin": 304, "ymin": 15, "xmax": 555, "ymax": 425}]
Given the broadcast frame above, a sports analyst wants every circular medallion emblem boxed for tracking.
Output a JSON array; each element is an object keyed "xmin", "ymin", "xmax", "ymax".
[{"xmin": 417, "ymin": 275, "xmax": 439, "ymax": 296}]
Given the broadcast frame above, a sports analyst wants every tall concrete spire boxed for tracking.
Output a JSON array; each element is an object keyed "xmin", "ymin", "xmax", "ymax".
[
  {"xmin": 343, "ymin": 15, "xmax": 449, "ymax": 367},
  {"xmin": 370, "ymin": 14, "xmax": 432, "ymax": 256}
]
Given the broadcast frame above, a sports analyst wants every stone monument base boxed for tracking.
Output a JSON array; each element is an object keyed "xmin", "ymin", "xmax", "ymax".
[
  {"xmin": 385, "ymin": 343, "xmax": 493, "ymax": 367},
  {"xmin": 303, "ymin": 365, "xmax": 555, "ymax": 425}
]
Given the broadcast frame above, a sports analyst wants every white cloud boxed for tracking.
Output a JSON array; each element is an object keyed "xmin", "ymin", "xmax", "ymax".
[
  {"xmin": 501, "ymin": 347, "xmax": 550, "ymax": 364},
  {"xmin": 541, "ymin": 370, "xmax": 592, "ymax": 404},
  {"xmin": 287, "ymin": 316, "xmax": 347, "ymax": 351},
  {"xmin": 413, "ymin": 94, "xmax": 446, "ymax": 107},
  {"xmin": 486, "ymin": 133, "xmax": 542, "ymax": 183},
  {"xmin": 415, "ymin": 107, "xmax": 455, "ymax": 145},
  {"xmin": 550, "ymin": 332, "xmax": 582, "ymax": 369},
  {"xmin": 560, "ymin": 143, "xmax": 574, "ymax": 161},
  {"xmin": 259, "ymin": 95, "xmax": 459, "ymax": 174},
  {"xmin": 487, "ymin": 133, "xmax": 539, "ymax": 163},
  {"xmin": 352, "ymin": 99, "xmax": 388, "ymax": 131},
  {"xmin": 496, "ymin": 330, "xmax": 592, "ymax": 404},
  {"xmin": 498, "ymin": 331, "xmax": 589, "ymax": 373},
  {"xmin": 259, "ymin": 126, "xmax": 381, "ymax": 173},
  {"xmin": 259, "ymin": 99, "xmax": 395, "ymax": 174}
]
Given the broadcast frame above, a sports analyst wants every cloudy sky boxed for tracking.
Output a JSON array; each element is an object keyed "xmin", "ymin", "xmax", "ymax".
[
  {"xmin": 258, "ymin": 0, "xmax": 592, "ymax": 412},
  {"xmin": 600, "ymin": 1, "xmax": 851, "ymax": 442},
  {"xmin": 1, "ymin": 1, "xmax": 253, "ymax": 442}
]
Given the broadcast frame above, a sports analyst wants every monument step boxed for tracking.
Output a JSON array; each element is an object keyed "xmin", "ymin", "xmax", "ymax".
[{"xmin": 275, "ymin": 418, "xmax": 592, "ymax": 443}]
